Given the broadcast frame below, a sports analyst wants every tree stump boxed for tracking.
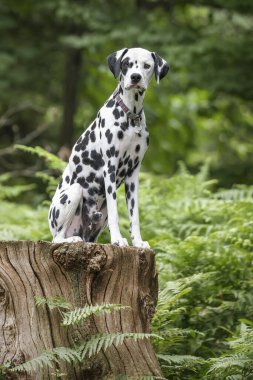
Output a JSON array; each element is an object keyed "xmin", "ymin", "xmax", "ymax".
[{"xmin": 0, "ymin": 241, "xmax": 163, "ymax": 379}]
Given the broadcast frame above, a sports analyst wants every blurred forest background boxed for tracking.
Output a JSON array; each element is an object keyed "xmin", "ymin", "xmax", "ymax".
[{"xmin": 1, "ymin": 0, "xmax": 253, "ymax": 379}]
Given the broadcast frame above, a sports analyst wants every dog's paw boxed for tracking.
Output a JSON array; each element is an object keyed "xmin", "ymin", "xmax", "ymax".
[
  {"xmin": 112, "ymin": 237, "xmax": 129, "ymax": 247},
  {"xmin": 132, "ymin": 240, "xmax": 150, "ymax": 249},
  {"xmin": 53, "ymin": 236, "xmax": 83, "ymax": 243}
]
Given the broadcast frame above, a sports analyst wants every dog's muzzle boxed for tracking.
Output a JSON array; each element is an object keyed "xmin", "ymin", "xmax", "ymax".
[{"xmin": 131, "ymin": 73, "xmax": 142, "ymax": 84}]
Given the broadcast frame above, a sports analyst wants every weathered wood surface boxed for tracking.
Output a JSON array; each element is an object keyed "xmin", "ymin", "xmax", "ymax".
[{"xmin": 0, "ymin": 241, "xmax": 162, "ymax": 379}]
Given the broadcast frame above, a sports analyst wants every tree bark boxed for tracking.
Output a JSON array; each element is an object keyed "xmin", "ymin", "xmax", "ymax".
[
  {"xmin": 0, "ymin": 241, "xmax": 163, "ymax": 379},
  {"xmin": 60, "ymin": 47, "xmax": 82, "ymax": 149}
]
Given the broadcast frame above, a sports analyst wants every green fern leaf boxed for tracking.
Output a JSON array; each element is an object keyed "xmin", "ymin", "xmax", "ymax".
[
  {"xmin": 78, "ymin": 333, "xmax": 162, "ymax": 359},
  {"xmin": 15, "ymin": 144, "xmax": 65, "ymax": 171},
  {"xmin": 34, "ymin": 296, "xmax": 71, "ymax": 310},
  {"xmin": 62, "ymin": 303, "xmax": 128, "ymax": 326}
]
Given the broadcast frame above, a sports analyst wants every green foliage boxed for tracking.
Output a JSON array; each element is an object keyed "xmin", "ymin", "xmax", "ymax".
[
  {"xmin": 7, "ymin": 298, "xmax": 158, "ymax": 376},
  {"xmin": 10, "ymin": 348, "xmax": 79, "ymax": 374},
  {"xmin": 2, "ymin": 148, "xmax": 253, "ymax": 378},
  {"xmin": 34, "ymin": 295, "xmax": 71, "ymax": 311},
  {"xmin": 62, "ymin": 303, "xmax": 129, "ymax": 326},
  {"xmin": 15, "ymin": 145, "xmax": 65, "ymax": 172},
  {"xmin": 1, "ymin": 0, "xmax": 253, "ymax": 185},
  {"xmin": 207, "ymin": 323, "xmax": 253, "ymax": 379},
  {"xmin": 78, "ymin": 332, "xmax": 161, "ymax": 360}
]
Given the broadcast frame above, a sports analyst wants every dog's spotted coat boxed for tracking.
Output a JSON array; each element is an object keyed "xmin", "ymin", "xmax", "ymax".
[{"xmin": 49, "ymin": 48, "xmax": 169, "ymax": 247}]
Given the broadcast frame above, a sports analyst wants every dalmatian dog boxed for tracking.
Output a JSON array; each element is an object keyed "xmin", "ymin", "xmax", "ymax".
[{"xmin": 48, "ymin": 47, "xmax": 169, "ymax": 247}]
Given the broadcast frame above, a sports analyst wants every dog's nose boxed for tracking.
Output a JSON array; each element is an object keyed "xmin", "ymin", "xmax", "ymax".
[{"xmin": 131, "ymin": 73, "xmax": 142, "ymax": 83}]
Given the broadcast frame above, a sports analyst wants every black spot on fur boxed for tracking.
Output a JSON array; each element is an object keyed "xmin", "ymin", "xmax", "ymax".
[
  {"xmin": 108, "ymin": 165, "xmax": 115, "ymax": 174},
  {"xmin": 121, "ymin": 57, "xmax": 130, "ymax": 75},
  {"xmin": 119, "ymin": 169, "xmax": 126, "ymax": 177},
  {"xmin": 114, "ymin": 122, "xmax": 119, "ymax": 126},
  {"xmin": 131, "ymin": 198, "xmax": 135, "ymax": 209},
  {"xmin": 124, "ymin": 156, "xmax": 129, "ymax": 165},
  {"xmin": 106, "ymin": 99, "xmax": 115, "ymax": 108},
  {"xmin": 130, "ymin": 183, "xmax": 135, "ymax": 192},
  {"xmin": 117, "ymin": 130, "xmax": 123, "ymax": 139},
  {"xmin": 65, "ymin": 176, "xmax": 70, "ymax": 184},
  {"xmin": 87, "ymin": 172, "xmax": 95, "ymax": 183},
  {"xmin": 113, "ymin": 192, "xmax": 116, "ymax": 200},
  {"xmin": 110, "ymin": 146, "xmax": 115, "ymax": 156},
  {"xmin": 87, "ymin": 198, "xmax": 96, "ymax": 206},
  {"xmin": 58, "ymin": 178, "xmax": 63, "ymax": 189},
  {"xmin": 101, "ymin": 119, "xmax": 105, "ymax": 128},
  {"xmin": 77, "ymin": 177, "xmax": 89, "ymax": 188},
  {"xmin": 70, "ymin": 172, "xmax": 77, "ymax": 185},
  {"xmin": 113, "ymin": 108, "xmax": 120, "ymax": 120},
  {"xmin": 76, "ymin": 165, "xmax": 82, "ymax": 174},
  {"xmin": 91, "ymin": 121, "xmax": 96, "ymax": 130},
  {"xmin": 135, "ymin": 93, "xmax": 138, "ymax": 102},
  {"xmin": 120, "ymin": 110, "xmax": 124, "ymax": 117},
  {"xmin": 105, "ymin": 129, "xmax": 113, "ymax": 144},
  {"xmin": 90, "ymin": 131, "xmax": 96, "ymax": 143},
  {"xmin": 88, "ymin": 187, "xmax": 98, "ymax": 196},
  {"xmin": 120, "ymin": 122, "xmax": 128, "ymax": 131},
  {"xmin": 73, "ymin": 155, "xmax": 80, "ymax": 165},
  {"xmin": 110, "ymin": 172, "xmax": 116, "ymax": 182},
  {"xmin": 60, "ymin": 194, "xmax": 68, "ymax": 205},
  {"xmin": 135, "ymin": 144, "xmax": 140, "ymax": 153},
  {"xmin": 107, "ymin": 185, "xmax": 112, "ymax": 194},
  {"xmin": 90, "ymin": 150, "xmax": 105, "ymax": 170}
]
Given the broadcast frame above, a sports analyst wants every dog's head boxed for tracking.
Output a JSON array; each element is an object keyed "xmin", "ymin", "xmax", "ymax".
[{"xmin": 107, "ymin": 47, "xmax": 169, "ymax": 91}]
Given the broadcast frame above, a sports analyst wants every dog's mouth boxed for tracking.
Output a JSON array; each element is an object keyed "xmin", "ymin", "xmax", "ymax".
[{"xmin": 125, "ymin": 83, "xmax": 146, "ymax": 91}]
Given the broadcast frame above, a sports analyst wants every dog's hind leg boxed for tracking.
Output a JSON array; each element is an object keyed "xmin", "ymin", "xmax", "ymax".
[{"xmin": 49, "ymin": 183, "xmax": 84, "ymax": 243}]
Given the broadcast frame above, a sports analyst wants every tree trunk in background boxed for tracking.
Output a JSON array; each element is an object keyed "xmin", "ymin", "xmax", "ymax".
[
  {"xmin": 0, "ymin": 241, "xmax": 163, "ymax": 380},
  {"xmin": 60, "ymin": 48, "xmax": 82, "ymax": 149}
]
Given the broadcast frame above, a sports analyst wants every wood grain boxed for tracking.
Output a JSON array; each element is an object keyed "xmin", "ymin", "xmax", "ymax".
[{"xmin": 0, "ymin": 241, "xmax": 162, "ymax": 379}]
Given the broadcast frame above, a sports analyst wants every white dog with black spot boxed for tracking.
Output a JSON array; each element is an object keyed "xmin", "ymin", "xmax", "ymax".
[{"xmin": 49, "ymin": 47, "xmax": 169, "ymax": 247}]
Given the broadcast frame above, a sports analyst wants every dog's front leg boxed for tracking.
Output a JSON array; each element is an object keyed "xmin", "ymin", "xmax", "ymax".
[
  {"xmin": 125, "ymin": 167, "xmax": 150, "ymax": 249},
  {"xmin": 103, "ymin": 163, "xmax": 128, "ymax": 247}
]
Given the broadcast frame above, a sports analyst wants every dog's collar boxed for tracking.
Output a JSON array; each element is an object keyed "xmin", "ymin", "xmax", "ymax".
[{"xmin": 113, "ymin": 91, "xmax": 143, "ymax": 132}]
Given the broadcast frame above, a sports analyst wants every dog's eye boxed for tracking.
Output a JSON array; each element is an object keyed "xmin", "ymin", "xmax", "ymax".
[{"xmin": 144, "ymin": 63, "xmax": 151, "ymax": 69}]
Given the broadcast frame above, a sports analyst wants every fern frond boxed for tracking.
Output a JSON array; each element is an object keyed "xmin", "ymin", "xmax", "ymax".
[
  {"xmin": 0, "ymin": 174, "xmax": 35, "ymax": 200},
  {"xmin": 62, "ymin": 303, "xmax": 128, "ymax": 326},
  {"xmin": 158, "ymin": 353, "xmax": 205, "ymax": 366},
  {"xmin": 34, "ymin": 296, "xmax": 71, "ymax": 310},
  {"xmin": 11, "ymin": 347, "xmax": 80, "ymax": 374},
  {"xmin": 78, "ymin": 333, "xmax": 162, "ymax": 359},
  {"xmin": 11, "ymin": 351, "xmax": 57, "ymax": 373},
  {"xmin": 207, "ymin": 354, "xmax": 250, "ymax": 374},
  {"xmin": 15, "ymin": 144, "xmax": 65, "ymax": 171}
]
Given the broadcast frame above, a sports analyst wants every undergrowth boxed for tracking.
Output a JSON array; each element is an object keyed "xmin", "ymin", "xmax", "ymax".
[{"xmin": 1, "ymin": 145, "xmax": 253, "ymax": 379}]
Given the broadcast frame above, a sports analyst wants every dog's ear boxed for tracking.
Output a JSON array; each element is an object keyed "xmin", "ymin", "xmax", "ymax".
[
  {"xmin": 107, "ymin": 48, "xmax": 128, "ymax": 79},
  {"xmin": 151, "ymin": 52, "xmax": 169, "ymax": 84}
]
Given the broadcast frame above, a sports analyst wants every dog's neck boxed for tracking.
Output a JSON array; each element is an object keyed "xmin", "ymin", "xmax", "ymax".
[{"xmin": 116, "ymin": 84, "xmax": 145, "ymax": 115}]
